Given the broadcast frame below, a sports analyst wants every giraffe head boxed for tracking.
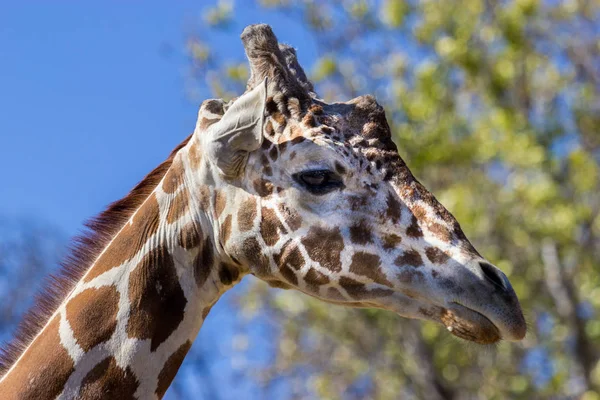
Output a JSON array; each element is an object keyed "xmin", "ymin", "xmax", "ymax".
[{"xmin": 200, "ymin": 24, "xmax": 525, "ymax": 344}]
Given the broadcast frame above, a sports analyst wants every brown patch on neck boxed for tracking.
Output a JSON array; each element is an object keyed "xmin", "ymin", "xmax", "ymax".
[
  {"xmin": 214, "ymin": 190, "xmax": 227, "ymax": 218},
  {"xmin": 167, "ymin": 187, "xmax": 190, "ymax": 224},
  {"xmin": 194, "ymin": 237, "xmax": 215, "ymax": 288},
  {"xmin": 0, "ymin": 135, "xmax": 191, "ymax": 376},
  {"xmin": 238, "ymin": 196, "xmax": 258, "ymax": 232},
  {"xmin": 386, "ymin": 192, "xmax": 402, "ymax": 224},
  {"xmin": 155, "ymin": 341, "xmax": 192, "ymax": 399},
  {"xmin": 218, "ymin": 262, "xmax": 240, "ymax": 286},
  {"xmin": 0, "ymin": 316, "xmax": 74, "ymax": 399},
  {"xmin": 178, "ymin": 220, "xmax": 202, "ymax": 250},
  {"xmin": 162, "ymin": 156, "xmax": 185, "ymax": 194},
  {"xmin": 127, "ymin": 245, "xmax": 187, "ymax": 351},
  {"xmin": 220, "ymin": 214, "xmax": 233, "ymax": 244},
  {"xmin": 84, "ymin": 193, "xmax": 161, "ymax": 282},
  {"xmin": 188, "ymin": 141, "xmax": 203, "ymax": 170},
  {"xmin": 406, "ymin": 215, "xmax": 423, "ymax": 238},
  {"xmin": 242, "ymin": 237, "xmax": 269, "ymax": 277},
  {"xmin": 66, "ymin": 286, "xmax": 120, "ymax": 352},
  {"xmin": 79, "ymin": 356, "xmax": 139, "ymax": 399}
]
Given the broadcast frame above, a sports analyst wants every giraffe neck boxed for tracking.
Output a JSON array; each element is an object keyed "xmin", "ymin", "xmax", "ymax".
[{"xmin": 0, "ymin": 137, "xmax": 243, "ymax": 399}]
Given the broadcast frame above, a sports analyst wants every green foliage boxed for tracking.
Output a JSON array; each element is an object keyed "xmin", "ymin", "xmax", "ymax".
[{"xmin": 192, "ymin": 1, "xmax": 600, "ymax": 398}]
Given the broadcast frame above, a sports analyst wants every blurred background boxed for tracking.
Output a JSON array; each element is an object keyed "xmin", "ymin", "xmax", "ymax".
[{"xmin": 1, "ymin": 1, "xmax": 599, "ymax": 399}]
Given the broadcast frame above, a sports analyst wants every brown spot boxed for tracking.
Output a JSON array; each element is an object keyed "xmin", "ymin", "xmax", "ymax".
[
  {"xmin": 303, "ymin": 113, "xmax": 316, "ymax": 127},
  {"xmin": 280, "ymin": 265, "xmax": 298, "ymax": 285},
  {"xmin": 349, "ymin": 220, "xmax": 372, "ymax": 244},
  {"xmin": 406, "ymin": 215, "xmax": 423, "ymax": 238},
  {"xmin": 386, "ymin": 192, "xmax": 402, "ymax": 223},
  {"xmin": 79, "ymin": 356, "xmax": 139, "ymax": 400},
  {"xmin": 0, "ymin": 317, "xmax": 74, "ymax": 399},
  {"xmin": 162, "ymin": 157, "xmax": 184, "ymax": 194},
  {"xmin": 289, "ymin": 151, "xmax": 297, "ymax": 160},
  {"xmin": 242, "ymin": 237, "xmax": 269, "ymax": 277},
  {"xmin": 273, "ymin": 240, "xmax": 304, "ymax": 271},
  {"xmin": 198, "ymin": 186, "xmax": 211, "ymax": 210},
  {"xmin": 127, "ymin": 246, "xmax": 187, "ymax": 351},
  {"xmin": 382, "ymin": 233, "xmax": 402, "ymax": 250},
  {"xmin": 398, "ymin": 269, "xmax": 424, "ymax": 284},
  {"xmin": 218, "ymin": 262, "xmax": 240, "ymax": 286},
  {"xmin": 194, "ymin": 237, "xmax": 214, "ymax": 288},
  {"xmin": 214, "ymin": 190, "xmax": 227, "ymax": 218},
  {"xmin": 188, "ymin": 141, "xmax": 202, "ymax": 170},
  {"xmin": 349, "ymin": 252, "xmax": 391, "ymax": 286},
  {"xmin": 253, "ymin": 179, "xmax": 274, "ymax": 197},
  {"xmin": 309, "ymin": 104, "xmax": 324, "ymax": 115},
  {"xmin": 425, "ymin": 247, "xmax": 450, "ymax": 264},
  {"xmin": 305, "ymin": 267, "xmax": 330, "ymax": 292},
  {"xmin": 269, "ymin": 146, "xmax": 278, "ymax": 161},
  {"xmin": 178, "ymin": 220, "xmax": 202, "ymax": 249},
  {"xmin": 412, "ymin": 204, "xmax": 428, "ymax": 220},
  {"xmin": 260, "ymin": 207, "xmax": 287, "ymax": 246},
  {"xmin": 431, "ymin": 269, "xmax": 440, "ymax": 278},
  {"xmin": 261, "ymin": 153, "xmax": 270, "ymax": 167},
  {"xmin": 220, "ymin": 214, "xmax": 232, "ymax": 244},
  {"xmin": 395, "ymin": 249, "xmax": 423, "ymax": 268},
  {"xmin": 429, "ymin": 222, "xmax": 453, "ymax": 242},
  {"xmin": 202, "ymin": 306, "xmax": 212, "ymax": 319},
  {"xmin": 167, "ymin": 187, "xmax": 189, "ymax": 224},
  {"xmin": 278, "ymin": 203, "xmax": 302, "ymax": 231},
  {"xmin": 85, "ymin": 194, "xmax": 160, "ymax": 282},
  {"xmin": 66, "ymin": 286, "xmax": 119, "ymax": 352},
  {"xmin": 155, "ymin": 341, "xmax": 192, "ymax": 399},
  {"xmin": 272, "ymin": 111, "xmax": 287, "ymax": 127},
  {"xmin": 265, "ymin": 120, "xmax": 275, "ymax": 137},
  {"xmin": 327, "ymin": 287, "xmax": 345, "ymax": 300},
  {"xmin": 339, "ymin": 277, "xmax": 392, "ymax": 300},
  {"xmin": 301, "ymin": 226, "xmax": 344, "ymax": 272},
  {"xmin": 238, "ymin": 196, "xmax": 257, "ymax": 231}
]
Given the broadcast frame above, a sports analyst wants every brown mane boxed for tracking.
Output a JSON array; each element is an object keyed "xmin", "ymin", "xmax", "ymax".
[{"xmin": 0, "ymin": 135, "xmax": 192, "ymax": 376}]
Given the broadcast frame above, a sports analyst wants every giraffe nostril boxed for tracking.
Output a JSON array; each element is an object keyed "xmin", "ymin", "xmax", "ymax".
[{"xmin": 479, "ymin": 262, "xmax": 507, "ymax": 290}]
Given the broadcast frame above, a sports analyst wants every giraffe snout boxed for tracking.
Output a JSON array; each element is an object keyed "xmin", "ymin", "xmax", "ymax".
[{"xmin": 468, "ymin": 260, "xmax": 527, "ymax": 341}]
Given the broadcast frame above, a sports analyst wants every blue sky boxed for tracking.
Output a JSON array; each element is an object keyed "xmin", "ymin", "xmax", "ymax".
[
  {"xmin": 0, "ymin": 2, "xmax": 317, "ymax": 234},
  {"xmin": 0, "ymin": 3, "xmax": 319, "ymax": 398}
]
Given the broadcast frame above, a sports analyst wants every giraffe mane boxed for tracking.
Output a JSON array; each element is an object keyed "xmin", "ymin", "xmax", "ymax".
[{"xmin": 0, "ymin": 134, "xmax": 192, "ymax": 377}]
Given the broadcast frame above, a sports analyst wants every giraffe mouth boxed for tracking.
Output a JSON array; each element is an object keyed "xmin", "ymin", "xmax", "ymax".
[{"xmin": 441, "ymin": 302, "xmax": 501, "ymax": 344}]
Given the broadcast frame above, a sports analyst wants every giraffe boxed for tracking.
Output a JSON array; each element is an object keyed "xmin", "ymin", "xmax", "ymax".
[{"xmin": 0, "ymin": 24, "xmax": 526, "ymax": 399}]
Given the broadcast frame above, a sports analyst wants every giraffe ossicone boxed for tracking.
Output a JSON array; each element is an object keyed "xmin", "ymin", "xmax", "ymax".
[{"xmin": 0, "ymin": 24, "xmax": 526, "ymax": 399}]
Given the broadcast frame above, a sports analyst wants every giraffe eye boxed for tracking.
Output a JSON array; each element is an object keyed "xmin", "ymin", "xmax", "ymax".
[{"xmin": 293, "ymin": 170, "xmax": 344, "ymax": 195}]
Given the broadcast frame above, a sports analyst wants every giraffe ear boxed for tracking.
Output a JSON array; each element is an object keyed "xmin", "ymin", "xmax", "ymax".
[{"xmin": 207, "ymin": 79, "xmax": 267, "ymax": 180}]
